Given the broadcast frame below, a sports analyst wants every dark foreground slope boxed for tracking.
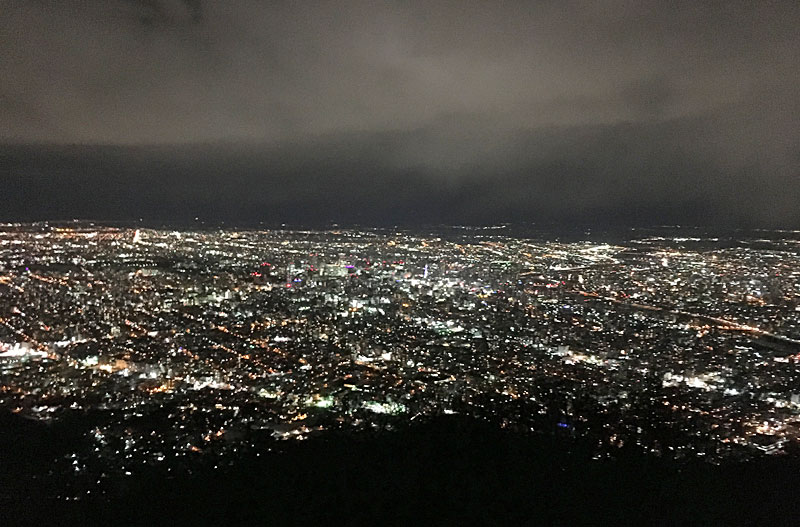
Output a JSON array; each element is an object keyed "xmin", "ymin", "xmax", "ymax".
[{"xmin": 3, "ymin": 415, "xmax": 800, "ymax": 526}]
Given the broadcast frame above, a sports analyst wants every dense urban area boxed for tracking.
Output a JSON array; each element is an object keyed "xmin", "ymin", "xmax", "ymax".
[{"xmin": 2, "ymin": 222, "xmax": 800, "ymax": 500}]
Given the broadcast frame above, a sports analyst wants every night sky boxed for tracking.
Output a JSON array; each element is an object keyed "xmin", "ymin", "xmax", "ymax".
[{"xmin": 1, "ymin": 1, "xmax": 798, "ymax": 227}]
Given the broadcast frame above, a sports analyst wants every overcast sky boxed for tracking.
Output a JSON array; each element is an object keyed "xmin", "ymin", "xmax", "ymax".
[{"xmin": 1, "ymin": 1, "xmax": 798, "ymax": 227}]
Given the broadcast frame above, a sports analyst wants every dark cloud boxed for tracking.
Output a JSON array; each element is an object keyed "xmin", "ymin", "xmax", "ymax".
[
  {"xmin": 0, "ymin": 1, "xmax": 798, "ymax": 227},
  {"xmin": 130, "ymin": 0, "xmax": 204, "ymax": 26}
]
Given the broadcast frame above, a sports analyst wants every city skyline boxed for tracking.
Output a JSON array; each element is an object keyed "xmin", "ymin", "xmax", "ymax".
[
  {"xmin": 2, "ymin": 3, "xmax": 800, "ymax": 522},
  {"xmin": 2, "ymin": 223, "xmax": 800, "ymax": 484}
]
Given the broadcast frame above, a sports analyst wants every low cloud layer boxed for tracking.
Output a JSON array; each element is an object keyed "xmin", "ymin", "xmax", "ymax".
[{"xmin": 1, "ymin": 1, "xmax": 798, "ymax": 227}]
